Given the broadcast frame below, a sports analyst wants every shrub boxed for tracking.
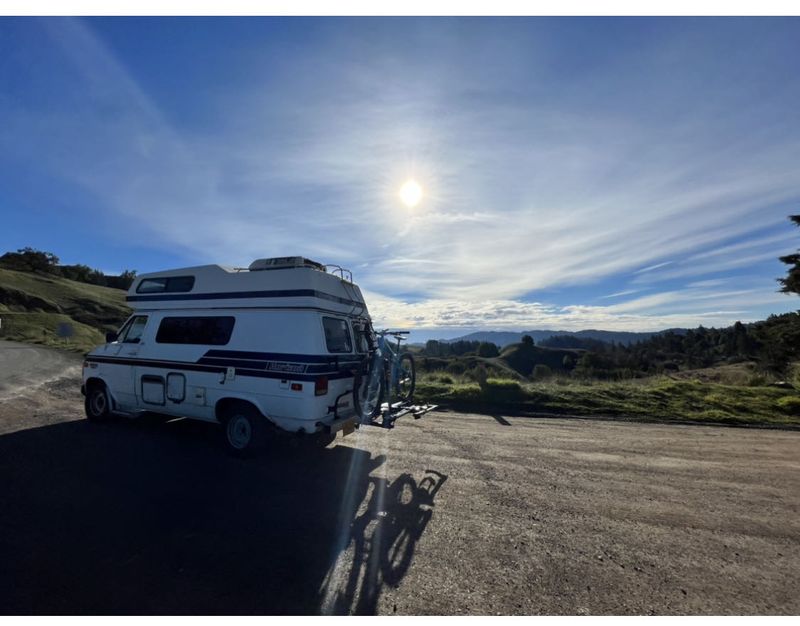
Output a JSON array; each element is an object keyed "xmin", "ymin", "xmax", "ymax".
[
  {"xmin": 777, "ymin": 396, "xmax": 800, "ymax": 415},
  {"xmin": 726, "ymin": 355, "xmax": 748, "ymax": 364},
  {"xmin": 483, "ymin": 378, "xmax": 524, "ymax": 401},
  {"xmin": 449, "ymin": 383, "xmax": 482, "ymax": 402},
  {"xmin": 532, "ymin": 364, "xmax": 552, "ymax": 380},
  {"xmin": 471, "ymin": 363, "xmax": 489, "ymax": 390},
  {"xmin": 790, "ymin": 363, "xmax": 800, "ymax": 388},
  {"xmin": 446, "ymin": 361, "xmax": 466, "ymax": 375},
  {"xmin": 430, "ymin": 374, "xmax": 454, "ymax": 384},
  {"xmin": 415, "ymin": 381, "xmax": 451, "ymax": 399},
  {"xmin": 485, "ymin": 378, "xmax": 521, "ymax": 390}
]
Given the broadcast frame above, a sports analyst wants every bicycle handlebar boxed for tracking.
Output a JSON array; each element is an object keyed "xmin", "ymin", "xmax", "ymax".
[{"xmin": 376, "ymin": 329, "xmax": 411, "ymax": 340}]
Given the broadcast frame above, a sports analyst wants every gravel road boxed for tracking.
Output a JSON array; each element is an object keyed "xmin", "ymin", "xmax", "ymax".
[
  {"xmin": 0, "ymin": 357, "xmax": 798, "ymax": 615},
  {"xmin": 0, "ymin": 340, "xmax": 80, "ymax": 398}
]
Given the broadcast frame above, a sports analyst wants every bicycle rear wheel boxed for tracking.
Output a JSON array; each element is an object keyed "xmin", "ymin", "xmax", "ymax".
[
  {"xmin": 396, "ymin": 352, "xmax": 416, "ymax": 403},
  {"xmin": 355, "ymin": 358, "xmax": 385, "ymax": 421}
]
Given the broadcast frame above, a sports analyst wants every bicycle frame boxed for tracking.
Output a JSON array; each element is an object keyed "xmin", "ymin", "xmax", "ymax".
[
  {"xmin": 354, "ymin": 322, "xmax": 433, "ymax": 427},
  {"xmin": 355, "ymin": 324, "xmax": 412, "ymax": 420},
  {"xmin": 376, "ymin": 332, "xmax": 407, "ymax": 396}
]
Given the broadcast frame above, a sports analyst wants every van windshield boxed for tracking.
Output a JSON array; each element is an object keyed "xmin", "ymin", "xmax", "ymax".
[{"xmin": 120, "ymin": 315, "xmax": 148, "ymax": 343}]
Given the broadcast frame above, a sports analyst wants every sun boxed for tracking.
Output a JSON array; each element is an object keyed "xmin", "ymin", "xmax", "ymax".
[{"xmin": 399, "ymin": 179, "xmax": 423, "ymax": 208}]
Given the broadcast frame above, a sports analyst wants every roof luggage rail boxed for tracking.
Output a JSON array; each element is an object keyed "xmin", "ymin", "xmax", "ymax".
[
  {"xmin": 324, "ymin": 264, "xmax": 353, "ymax": 283},
  {"xmin": 249, "ymin": 257, "xmax": 326, "ymax": 272}
]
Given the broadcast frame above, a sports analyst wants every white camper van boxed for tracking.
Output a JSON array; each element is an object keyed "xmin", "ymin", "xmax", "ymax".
[{"xmin": 81, "ymin": 257, "xmax": 374, "ymax": 455}]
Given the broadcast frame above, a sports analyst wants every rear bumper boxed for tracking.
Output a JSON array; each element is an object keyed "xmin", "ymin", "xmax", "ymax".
[{"xmin": 322, "ymin": 414, "xmax": 357, "ymax": 435}]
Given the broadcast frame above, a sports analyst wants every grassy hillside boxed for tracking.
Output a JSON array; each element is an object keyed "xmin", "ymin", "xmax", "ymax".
[
  {"xmin": 415, "ymin": 342, "xmax": 582, "ymax": 380},
  {"xmin": 416, "ymin": 373, "xmax": 800, "ymax": 427},
  {"xmin": 0, "ymin": 268, "xmax": 131, "ymax": 353}
]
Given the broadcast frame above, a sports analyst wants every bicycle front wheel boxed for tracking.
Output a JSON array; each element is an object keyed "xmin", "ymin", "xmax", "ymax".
[{"xmin": 396, "ymin": 352, "xmax": 416, "ymax": 403}]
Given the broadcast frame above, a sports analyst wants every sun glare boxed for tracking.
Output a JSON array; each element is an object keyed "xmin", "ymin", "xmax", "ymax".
[{"xmin": 399, "ymin": 179, "xmax": 423, "ymax": 208}]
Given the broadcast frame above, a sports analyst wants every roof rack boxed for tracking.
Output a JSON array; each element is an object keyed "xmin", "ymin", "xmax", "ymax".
[
  {"xmin": 248, "ymin": 256, "xmax": 326, "ymax": 272},
  {"xmin": 324, "ymin": 264, "xmax": 353, "ymax": 283}
]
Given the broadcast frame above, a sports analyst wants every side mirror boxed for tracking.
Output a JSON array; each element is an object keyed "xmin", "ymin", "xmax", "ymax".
[{"xmin": 105, "ymin": 331, "xmax": 118, "ymax": 343}]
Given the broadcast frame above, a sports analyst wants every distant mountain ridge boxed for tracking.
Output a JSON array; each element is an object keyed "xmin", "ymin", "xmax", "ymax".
[{"xmin": 442, "ymin": 328, "xmax": 687, "ymax": 348}]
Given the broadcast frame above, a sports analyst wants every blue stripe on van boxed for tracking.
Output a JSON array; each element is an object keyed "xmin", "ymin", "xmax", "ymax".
[
  {"xmin": 84, "ymin": 355, "xmax": 357, "ymax": 381},
  {"xmin": 126, "ymin": 288, "xmax": 363, "ymax": 308},
  {"xmin": 198, "ymin": 351, "xmax": 364, "ymax": 374},
  {"xmin": 202, "ymin": 349, "xmax": 361, "ymax": 364}
]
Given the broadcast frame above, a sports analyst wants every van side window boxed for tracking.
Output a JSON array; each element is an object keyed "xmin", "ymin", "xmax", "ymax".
[
  {"xmin": 120, "ymin": 315, "xmax": 148, "ymax": 344},
  {"xmin": 323, "ymin": 317, "xmax": 352, "ymax": 353},
  {"xmin": 136, "ymin": 276, "xmax": 195, "ymax": 294},
  {"xmin": 156, "ymin": 316, "xmax": 235, "ymax": 345}
]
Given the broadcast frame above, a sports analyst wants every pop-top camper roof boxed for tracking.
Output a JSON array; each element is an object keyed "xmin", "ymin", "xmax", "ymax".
[{"xmin": 126, "ymin": 257, "xmax": 368, "ymax": 316}]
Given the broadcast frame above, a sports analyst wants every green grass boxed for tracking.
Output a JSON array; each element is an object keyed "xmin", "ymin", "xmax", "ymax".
[
  {"xmin": 415, "ymin": 372, "xmax": 800, "ymax": 427},
  {"xmin": 0, "ymin": 312, "xmax": 110, "ymax": 353},
  {"xmin": 0, "ymin": 267, "xmax": 130, "ymax": 353}
]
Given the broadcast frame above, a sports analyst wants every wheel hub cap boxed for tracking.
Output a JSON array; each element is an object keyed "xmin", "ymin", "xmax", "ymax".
[{"xmin": 227, "ymin": 415, "xmax": 251, "ymax": 449}]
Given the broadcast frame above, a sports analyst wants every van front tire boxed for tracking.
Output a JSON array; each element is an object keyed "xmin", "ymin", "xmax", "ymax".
[
  {"xmin": 221, "ymin": 403, "xmax": 266, "ymax": 457},
  {"xmin": 85, "ymin": 382, "xmax": 112, "ymax": 422}
]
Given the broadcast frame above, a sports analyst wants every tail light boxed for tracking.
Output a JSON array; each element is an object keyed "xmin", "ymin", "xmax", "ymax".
[
  {"xmin": 315, "ymin": 376, "xmax": 328, "ymax": 396},
  {"xmin": 291, "ymin": 383, "xmax": 303, "ymax": 392}
]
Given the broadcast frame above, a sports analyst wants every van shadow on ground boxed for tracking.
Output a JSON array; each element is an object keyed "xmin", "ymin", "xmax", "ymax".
[{"xmin": 0, "ymin": 416, "xmax": 446, "ymax": 615}]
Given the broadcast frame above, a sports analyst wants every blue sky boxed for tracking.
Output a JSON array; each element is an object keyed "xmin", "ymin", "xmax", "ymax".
[{"xmin": 1, "ymin": 17, "xmax": 799, "ymax": 339}]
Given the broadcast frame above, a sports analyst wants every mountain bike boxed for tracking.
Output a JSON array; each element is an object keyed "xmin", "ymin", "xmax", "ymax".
[{"xmin": 354, "ymin": 325, "xmax": 416, "ymax": 423}]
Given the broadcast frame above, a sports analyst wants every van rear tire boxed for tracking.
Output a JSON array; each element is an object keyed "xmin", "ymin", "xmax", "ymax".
[
  {"xmin": 221, "ymin": 403, "xmax": 267, "ymax": 457},
  {"xmin": 85, "ymin": 382, "xmax": 112, "ymax": 422}
]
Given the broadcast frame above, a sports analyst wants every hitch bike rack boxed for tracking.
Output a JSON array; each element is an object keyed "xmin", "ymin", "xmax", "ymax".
[{"xmin": 362, "ymin": 400, "xmax": 438, "ymax": 429}]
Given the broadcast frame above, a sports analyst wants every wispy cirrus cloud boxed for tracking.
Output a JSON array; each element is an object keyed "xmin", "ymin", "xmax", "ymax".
[
  {"xmin": 634, "ymin": 261, "xmax": 674, "ymax": 274},
  {"xmin": 600, "ymin": 289, "xmax": 642, "ymax": 299}
]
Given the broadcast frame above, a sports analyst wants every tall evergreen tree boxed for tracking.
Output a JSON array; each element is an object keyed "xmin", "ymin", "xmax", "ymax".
[{"xmin": 778, "ymin": 215, "xmax": 800, "ymax": 296}]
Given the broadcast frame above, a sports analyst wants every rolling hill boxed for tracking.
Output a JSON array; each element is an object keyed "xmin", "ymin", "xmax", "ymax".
[
  {"xmin": 443, "ymin": 328, "xmax": 686, "ymax": 348},
  {"xmin": 0, "ymin": 267, "xmax": 131, "ymax": 352}
]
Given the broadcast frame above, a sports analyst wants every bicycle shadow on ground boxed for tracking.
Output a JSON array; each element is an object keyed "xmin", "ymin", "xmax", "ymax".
[
  {"xmin": 319, "ymin": 463, "xmax": 448, "ymax": 615},
  {"xmin": 0, "ymin": 416, "xmax": 446, "ymax": 615}
]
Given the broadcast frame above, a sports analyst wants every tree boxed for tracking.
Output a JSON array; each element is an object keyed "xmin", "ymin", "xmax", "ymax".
[
  {"xmin": 119, "ymin": 269, "xmax": 137, "ymax": 289},
  {"xmin": 105, "ymin": 269, "xmax": 137, "ymax": 290},
  {"xmin": 0, "ymin": 247, "xmax": 59, "ymax": 273},
  {"xmin": 778, "ymin": 215, "xmax": 800, "ymax": 296},
  {"xmin": 573, "ymin": 352, "xmax": 600, "ymax": 378},
  {"xmin": 424, "ymin": 340, "xmax": 442, "ymax": 357},
  {"xmin": 521, "ymin": 334, "xmax": 534, "ymax": 346},
  {"xmin": 59, "ymin": 264, "xmax": 93, "ymax": 283},
  {"xmin": 477, "ymin": 341, "xmax": 499, "ymax": 358}
]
